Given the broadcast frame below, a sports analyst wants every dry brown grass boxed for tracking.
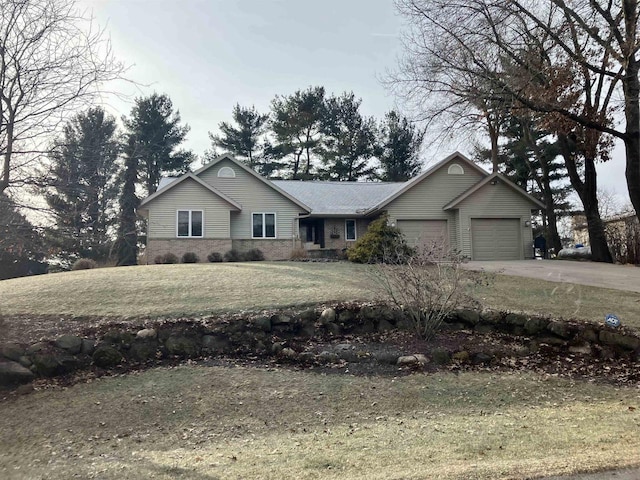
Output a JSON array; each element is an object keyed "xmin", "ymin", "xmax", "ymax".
[
  {"xmin": 1, "ymin": 262, "xmax": 638, "ymax": 330},
  {"xmin": 1, "ymin": 365, "xmax": 639, "ymax": 479}
]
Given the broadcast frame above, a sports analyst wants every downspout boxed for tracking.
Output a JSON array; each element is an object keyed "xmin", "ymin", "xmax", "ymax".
[{"xmin": 294, "ymin": 212, "xmax": 312, "ymax": 249}]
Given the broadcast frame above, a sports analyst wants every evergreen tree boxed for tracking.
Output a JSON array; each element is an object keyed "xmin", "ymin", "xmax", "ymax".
[
  {"xmin": 376, "ymin": 111, "xmax": 425, "ymax": 182},
  {"xmin": 319, "ymin": 92, "xmax": 377, "ymax": 181},
  {"xmin": 270, "ymin": 86, "xmax": 326, "ymax": 179},
  {"xmin": 45, "ymin": 107, "xmax": 120, "ymax": 262},
  {"xmin": 115, "ymin": 137, "xmax": 139, "ymax": 266},
  {"xmin": 124, "ymin": 93, "xmax": 194, "ymax": 195},
  {"xmin": 210, "ymin": 104, "xmax": 269, "ymax": 170},
  {"xmin": 0, "ymin": 193, "xmax": 46, "ymax": 279}
]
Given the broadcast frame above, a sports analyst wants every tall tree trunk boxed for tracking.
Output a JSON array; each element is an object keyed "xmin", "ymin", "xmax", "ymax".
[
  {"xmin": 558, "ymin": 134, "xmax": 612, "ymax": 263},
  {"xmin": 623, "ymin": 54, "xmax": 640, "ymax": 217}
]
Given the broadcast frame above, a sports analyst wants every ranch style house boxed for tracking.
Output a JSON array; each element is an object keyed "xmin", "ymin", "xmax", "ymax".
[{"xmin": 137, "ymin": 152, "xmax": 545, "ymax": 262}]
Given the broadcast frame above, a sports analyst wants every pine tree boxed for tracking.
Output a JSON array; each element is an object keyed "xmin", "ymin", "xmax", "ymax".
[
  {"xmin": 376, "ymin": 111, "xmax": 425, "ymax": 182},
  {"xmin": 123, "ymin": 93, "xmax": 194, "ymax": 195},
  {"xmin": 210, "ymin": 104, "xmax": 269, "ymax": 170},
  {"xmin": 115, "ymin": 137, "xmax": 139, "ymax": 266},
  {"xmin": 45, "ymin": 107, "xmax": 120, "ymax": 262}
]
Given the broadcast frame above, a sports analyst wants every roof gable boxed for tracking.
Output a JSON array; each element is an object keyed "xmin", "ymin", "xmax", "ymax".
[
  {"xmin": 365, "ymin": 152, "xmax": 489, "ymax": 214},
  {"xmin": 194, "ymin": 154, "xmax": 311, "ymax": 212},
  {"xmin": 443, "ymin": 172, "xmax": 546, "ymax": 210},
  {"xmin": 139, "ymin": 173, "xmax": 242, "ymax": 210}
]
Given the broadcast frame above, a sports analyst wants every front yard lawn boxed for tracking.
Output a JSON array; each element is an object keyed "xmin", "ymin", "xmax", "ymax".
[
  {"xmin": 1, "ymin": 261, "xmax": 638, "ymax": 329},
  {"xmin": 1, "ymin": 364, "xmax": 639, "ymax": 479}
]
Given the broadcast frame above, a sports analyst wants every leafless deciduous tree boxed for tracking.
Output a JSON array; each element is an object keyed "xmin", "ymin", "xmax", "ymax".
[
  {"xmin": 391, "ymin": 0, "xmax": 635, "ymax": 262},
  {"xmin": 0, "ymin": 0, "xmax": 124, "ymax": 195}
]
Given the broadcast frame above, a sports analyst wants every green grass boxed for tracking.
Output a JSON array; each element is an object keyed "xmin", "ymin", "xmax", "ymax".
[
  {"xmin": 1, "ymin": 365, "xmax": 639, "ymax": 479},
  {"xmin": 1, "ymin": 261, "xmax": 639, "ymax": 328}
]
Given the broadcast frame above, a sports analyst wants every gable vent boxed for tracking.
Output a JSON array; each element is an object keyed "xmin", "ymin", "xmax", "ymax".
[{"xmin": 218, "ymin": 166, "xmax": 236, "ymax": 178}]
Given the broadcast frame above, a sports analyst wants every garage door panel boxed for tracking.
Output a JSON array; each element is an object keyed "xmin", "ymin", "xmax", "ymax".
[
  {"xmin": 472, "ymin": 218, "xmax": 520, "ymax": 260},
  {"xmin": 398, "ymin": 220, "xmax": 449, "ymax": 249}
]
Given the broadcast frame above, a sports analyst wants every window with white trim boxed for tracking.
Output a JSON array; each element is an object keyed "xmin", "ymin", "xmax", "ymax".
[
  {"xmin": 217, "ymin": 166, "xmax": 236, "ymax": 178},
  {"xmin": 345, "ymin": 219, "xmax": 357, "ymax": 241},
  {"xmin": 447, "ymin": 163, "xmax": 464, "ymax": 175},
  {"xmin": 177, "ymin": 210, "xmax": 203, "ymax": 237},
  {"xmin": 252, "ymin": 213, "xmax": 276, "ymax": 238}
]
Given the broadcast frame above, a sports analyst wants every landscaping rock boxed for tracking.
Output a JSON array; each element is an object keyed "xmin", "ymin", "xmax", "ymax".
[
  {"xmin": 0, "ymin": 343, "xmax": 24, "ymax": 362},
  {"xmin": 0, "ymin": 361, "xmax": 35, "ymax": 386},
  {"xmin": 56, "ymin": 352, "xmax": 81, "ymax": 373},
  {"xmin": 326, "ymin": 322, "xmax": 342, "ymax": 336},
  {"xmin": 457, "ymin": 309, "xmax": 480, "ymax": 326},
  {"xmin": 580, "ymin": 328, "xmax": 599, "ymax": 343},
  {"xmin": 351, "ymin": 321, "xmax": 375, "ymax": 335},
  {"xmin": 480, "ymin": 310, "xmax": 503, "ymax": 324},
  {"xmin": 397, "ymin": 354, "xmax": 428, "ymax": 366},
  {"xmin": 202, "ymin": 335, "xmax": 231, "ymax": 354},
  {"xmin": 271, "ymin": 342, "xmax": 284, "ymax": 355},
  {"xmin": 338, "ymin": 309, "xmax": 356, "ymax": 323},
  {"xmin": 54, "ymin": 335, "xmax": 82, "ymax": 354},
  {"xmin": 360, "ymin": 306, "xmax": 378, "ymax": 321},
  {"xmin": 377, "ymin": 318, "xmax": 394, "ymax": 332},
  {"xmin": 136, "ymin": 328, "xmax": 157, "ymax": 340},
  {"xmin": 129, "ymin": 341, "xmax": 158, "ymax": 362},
  {"xmin": 537, "ymin": 335, "xmax": 566, "ymax": 346},
  {"xmin": 599, "ymin": 330, "xmax": 640, "ymax": 350},
  {"xmin": 430, "ymin": 348, "xmax": 451, "ymax": 365},
  {"xmin": 18, "ymin": 356, "xmax": 32, "ymax": 368},
  {"xmin": 474, "ymin": 324, "xmax": 495, "ymax": 335},
  {"xmin": 271, "ymin": 314, "xmax": 292, "ymax": 325},
  {"xmin": 472, "ymin": 352, "xmax": 493, "ymax": 365},
  {"xmin": 569, "ymin": 343, "xmax": 593, "ymax": 355},
  {"xmin": 32, "ymin": 353, "xmax": 62, "ymax": 376},
  {"xmin": 26, "ymin": 342, "xmax": 47, "ymax": 355},
  {"xmin": 317, "ymin": 351, "xmax": 340, "ymax": 364},
  {"xmin": 92, "ymin": 346, "xmax": 124, "ymax": 368},
  {"xmin": 298, "ymin": 322, "xmax": 317, "ymax": 338},
  {"xmin": 298, "ymin": 308, "xmax": 318, "ymax": 323},
  {"xmin": 81, "ymin": 339, "xmax": 95, "ymax": 355},
  {"xmin": 320, "ymin": 308, "xmax": 336, "ymax": 325},
  {"xmin": 280, "ymin": 347, "xmax": 297, "ymax": 360},
  {"xmin": 374, "ymin": 352, "xmax": 399, "ymax": 365},
  {"xmin": 505, "ymin": 313, "xmax": 528, "ymax": 326},
  {"xmin": 524, "ymin": 317, "xmax": 548, "ymax": 336},
  {"xmin": 252, "ymin": 317, "xmax": 271, "ymax": 332},
  {"xmin": 298, "ymin": 351, "xmax": 316, "ymax": 363},
  {"xmin": 547, "ymin": 321, "xmax": 571, "ymax": 339},
  {"xmin": 165, "ymin": 336, "xmax": 199, "ymax": 357}
]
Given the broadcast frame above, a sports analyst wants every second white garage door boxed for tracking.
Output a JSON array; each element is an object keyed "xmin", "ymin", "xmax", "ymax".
[
  {"xmin": 471, "ymin": 218, "xmax": 521, "ymax": 260},
  {"xmin": 397, "ymin": 220, "xmax": 448, "ymax": 249}
]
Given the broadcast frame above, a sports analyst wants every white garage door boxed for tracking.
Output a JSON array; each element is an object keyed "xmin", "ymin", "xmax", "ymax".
[
  {"xmin": 397, "ymin": 220, "xmax": 448, "ymax": 249},
  {"xmin": 471, "ymin": 218, "xmax": 521, "ymax": 260}
]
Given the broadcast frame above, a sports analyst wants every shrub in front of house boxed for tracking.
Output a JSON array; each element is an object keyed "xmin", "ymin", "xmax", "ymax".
[
  {"xmin": 207, "ymin": 252, "xmax": 223, "ymax": 262},
  {"xmin": 242, "ymin": 248, "xmax": 265, "ymax": 261},
  {"xmin": 347, "ymin": 214, "xmax": 414, "ymax": 264},
  {"xmin": 223, "ymin": 249, "xmax": 242, "ymax": 262},
  {"xmin": 71, "ymin": 258, "xmax": 97, "ymax": 271},
  {"xmin": 181, "ymin": 252, "xmax": 199, "ymax": 263},
  {"xmin": 154, "ymin": 252, "xmax": 179, "ymax": 264}
]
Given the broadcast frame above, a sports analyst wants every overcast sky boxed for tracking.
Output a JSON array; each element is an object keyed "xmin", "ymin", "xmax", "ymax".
[{"xmin": 81, "ymin": 0, "xmax": 631, "ymax": 205}]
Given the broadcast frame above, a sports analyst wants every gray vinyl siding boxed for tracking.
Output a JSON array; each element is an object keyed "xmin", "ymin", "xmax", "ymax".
[
  {"xmin": 384, "ymin": 160, "xmax": 485, "ymax": 252},
  {"xmin": 144, "ymin": 178, "xmax": 232, "ymax": 238},
  {"xmin": 199, "ymin": 159, "xmax": 307, "ymax": 239},
  {"xmin": 456, "ymin": 181, "xmax": 535, "ymax": 259}
]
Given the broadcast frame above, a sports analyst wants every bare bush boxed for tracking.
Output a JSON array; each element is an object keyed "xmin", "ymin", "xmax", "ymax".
[{"xmin": 369, "ymin": 239, "xmax": 477, "ymax": 340}]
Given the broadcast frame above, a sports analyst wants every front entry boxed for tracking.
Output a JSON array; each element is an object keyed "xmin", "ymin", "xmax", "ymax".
[{"xmin": 300, "ymin": 218, "xmax": 325, "ymax": 248}]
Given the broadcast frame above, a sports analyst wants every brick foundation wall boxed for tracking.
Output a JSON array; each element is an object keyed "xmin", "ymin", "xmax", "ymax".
[
  {"xmin": 232, "ymin": 239, "xmax": 302, "ymax": 260},
  {"xmin": 146, "ymin": 239, "xmax": 233, "ymax": 264}
]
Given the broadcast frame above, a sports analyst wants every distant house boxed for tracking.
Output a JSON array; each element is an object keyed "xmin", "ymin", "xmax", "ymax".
[
  {"xmin": 137, "ymin": 152, "xmax": 545, "ymax": 262},
  {"xmin": 573, "ymin": 211, "xmax": 640, "ymax": 263}
]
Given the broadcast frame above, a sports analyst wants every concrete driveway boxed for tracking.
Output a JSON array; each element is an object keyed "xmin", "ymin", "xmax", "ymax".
[{"xmin": 462, "ymin": 259, "xmax": 640, "ymax": 293}]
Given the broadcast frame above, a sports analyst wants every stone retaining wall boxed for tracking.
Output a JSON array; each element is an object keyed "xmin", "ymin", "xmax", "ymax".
[{"xmin": 1, "ymin": 304, "xmax": 639, "ymax": 387}]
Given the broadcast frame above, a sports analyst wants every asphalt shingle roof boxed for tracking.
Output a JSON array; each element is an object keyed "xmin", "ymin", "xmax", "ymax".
[{"xmin": 272, "ymin": 180, "xmax": 404, "ymax": 216}]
